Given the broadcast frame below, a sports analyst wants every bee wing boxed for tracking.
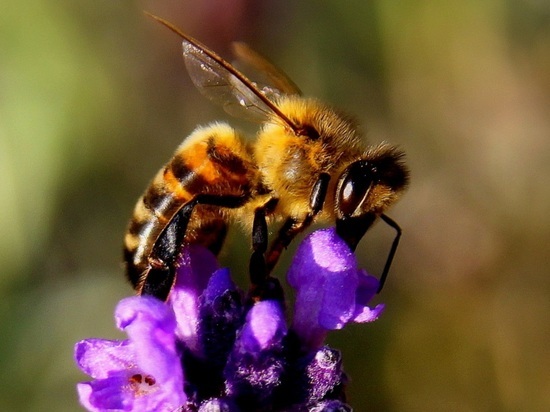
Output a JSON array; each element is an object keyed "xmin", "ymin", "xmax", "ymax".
[
  {"xmin": 147, "ymin": 14, "xmax": 300, "ymax": 133},
  {"xmin": 231, "ymin": 42, "xmax": 302, "ymax": 97},
  {"xmin": 182, "ymin": 40, "xmax": 277, "ymax": 122}
]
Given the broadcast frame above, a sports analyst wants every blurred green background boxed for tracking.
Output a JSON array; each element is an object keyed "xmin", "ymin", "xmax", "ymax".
[{"xmin": 1, "ymin": 0, "xmax": 549, "ymax": 411}]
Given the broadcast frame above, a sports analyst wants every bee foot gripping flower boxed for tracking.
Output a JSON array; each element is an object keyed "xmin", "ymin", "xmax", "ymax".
[{"xmin": 75, "ymin": 229, "xmax": 384, "ymax": 411}]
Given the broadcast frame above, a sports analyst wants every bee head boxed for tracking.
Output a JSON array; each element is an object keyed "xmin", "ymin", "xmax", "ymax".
[{"xmin": 335, "ymin": 145, "xmax": 409, "ymax": 249}]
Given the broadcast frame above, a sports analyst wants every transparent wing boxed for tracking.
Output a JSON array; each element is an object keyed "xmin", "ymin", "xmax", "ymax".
[
  {"xmin": 183, "ymin": 40, "xmax": 277, "ymax": 123},
  {"xmin": 147, "ymin": 13, "xmax": 299, "ymax": 132},
  {"xmin": 231, "ymin": 41, "xmax": 302, "ymax": 97}
]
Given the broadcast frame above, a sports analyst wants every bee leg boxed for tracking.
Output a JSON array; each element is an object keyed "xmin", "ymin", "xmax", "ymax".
[
  {"xmin": 265, "ymin": 217, "xmax": 301, "ymax": 274},
  {"xmin": 142, "ymin": 193, "xmax": 249, "ymax": 301},
  {"xmin": 265, "ymin": 173, "xmax": 331, "ymax": 273},
  {"xmin": 249, "ymin": 199, "xmax": 284, "ymax": 301},
  {"xmin": 142, "ymin": 208, "xmax": 189, "ymax": 300},
  {"xmin": 249, "ymin": 208, "xmax": 268, "ymax": 284},
  {"xmin": 249, "ymin": 207, "xmax": 279, "ymax": 301},
  {"xmin": 376, "ymin": 213, "xmax": 402, "ymax": 293},
  {"xmin": 141, "ymin": 258, "xmax": 175, "ymax": 300},
  {"xmin": 336, "ymin": 213, "xmax": 401, "ymax": 294}
]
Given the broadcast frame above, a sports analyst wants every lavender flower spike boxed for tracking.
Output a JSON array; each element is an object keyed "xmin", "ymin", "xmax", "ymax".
[
  {"xmin": 75, "ymin": 232, "xmax": 386, "ymax": 410},
  {"xmin": 288, "ymin": 227, "xmax": 385, "ymax": 351},
  {"xmin": 75, "ymin": 296, "xmax": 185, "ymax": 411}
]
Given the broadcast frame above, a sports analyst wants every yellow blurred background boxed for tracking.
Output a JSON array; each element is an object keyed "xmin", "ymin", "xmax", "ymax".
[{"xmin": 1, "ymin": 1, "xmax": 549, "ymax": 410}]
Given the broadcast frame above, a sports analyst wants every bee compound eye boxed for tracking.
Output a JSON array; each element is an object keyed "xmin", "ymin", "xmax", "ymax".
[{"xmin": 338, "ymin": 162, "xmax": 374, "ymax": 217}]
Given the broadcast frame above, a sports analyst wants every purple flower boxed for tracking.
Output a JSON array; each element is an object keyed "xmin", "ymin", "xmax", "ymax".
[
  {"xmin": 75, "ymin": 228, "xmax": 384, "ymax": 411},
  {"xmin": 288, "ymin": 228, "xmax": 385, "ymax": 351},
  {"xmin": 75, "ymin": 296, "xmax": 185, "ymax": 411},
  {"xmin": 168, "ymin": 245, "xmax": 220, "ymax": 354}
]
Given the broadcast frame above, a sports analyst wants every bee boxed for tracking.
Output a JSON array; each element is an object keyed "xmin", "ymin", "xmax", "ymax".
[{"xmin": 124, "ymin": 15, "xmax": 409, "ymax": 301}]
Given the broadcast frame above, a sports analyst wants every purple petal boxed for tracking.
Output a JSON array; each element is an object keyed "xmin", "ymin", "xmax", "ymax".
[
  {"xmin": 78, "ymin": 372, "xmax": 187, "ymax": 412},
  {"xmin": 77, "ymin": 368, "xmax": 183, "ymax": 412},
  {"xmin": 288, "ymin": 228, "xmax": 384, "ymax": 350},
  {"xmin": 168, "ymin": 245, "xmax": 219, "ymax": 353},
  {"xmin": 202, "ymin": 267, "xmax": 238, "ymax": 305},
  {"xmin": 354, "ymin": 269, "xmax": 379, "ymax": 304},
  {"xmin": 74, "ymin": 339, "xmax": 134, "ymax": 379},
  {"xmin": 76, "ymin": 295, "xmax": 186, "ymax": 411},
  {"xmin": 351, "ymin": 303, "xmax": 385, "ymax": 323},
  {"xmin": 77, "ymin": 375, "xmax": 134, "ymax": 411},
  {"xmin": 351, "ymin": 270, "xmax": 385, "ymax": 322},
  {"xmin": 115, "ymin": 296, "xmax": 184, "ymax": 401},
  {"xmin": 239, "ymin": 300, "xmax": 287, "ymax": 352}
]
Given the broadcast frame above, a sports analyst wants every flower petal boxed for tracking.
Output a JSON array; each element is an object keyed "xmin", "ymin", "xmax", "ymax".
[
  {"xmin": 239, "ymin": 300, "xmax": 287, "ymax": 352},
  {"xmin": 76, "ymin": 296, "xmax": 187, "ymax": 410},
  {"xmin": 351, "ymin": 269, "xmax": 385, "ymax": 323},
  {"xmin": 115, "ymin": 296, "xmax": 185, "ymax": 405},
  {"xmin": 288, "ymin": 228, "xmax": 384, "ymax": 350},
  {"xmin": 74, "ymin": 339, "xmax": 134, "ymax": 379},
  {"xmin": 168, "ymin": 245, "xmax": 219, "ymax": 353},
  {"xmin": 202, "ymin": 267, "xmax": 238, "ymax": 305},
  {"xmin": 288, "ymin": 228, "xmax": 357, "ymax": 349},
  {"xmin": 77, "ymin": 375, "xmax": 134, "ymax": 411}
]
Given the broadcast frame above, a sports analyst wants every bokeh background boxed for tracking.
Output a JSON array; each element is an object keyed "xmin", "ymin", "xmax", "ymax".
[{"xmin": 1, "ymin": 1, "xmax": 549, "ymax": 410}]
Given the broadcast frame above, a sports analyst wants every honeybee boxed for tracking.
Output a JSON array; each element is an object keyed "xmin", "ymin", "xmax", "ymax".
[{"xmin": 124, "ymin": 15, "xmax": 409, "ymax": 301}]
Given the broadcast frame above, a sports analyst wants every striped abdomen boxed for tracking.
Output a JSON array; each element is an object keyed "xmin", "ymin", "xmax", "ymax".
[{"xmin": 124, "ymin": 123, "xmax": 258, "ymax": 292}]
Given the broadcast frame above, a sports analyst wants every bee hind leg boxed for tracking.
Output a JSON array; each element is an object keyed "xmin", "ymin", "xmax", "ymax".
[
  {"xmin": 141, "ymin": 258, "xmax": 174, "ymax": 299},
  {"xmin": 142, "ymin": 193, "xmax": 249, "ymax": 301}
]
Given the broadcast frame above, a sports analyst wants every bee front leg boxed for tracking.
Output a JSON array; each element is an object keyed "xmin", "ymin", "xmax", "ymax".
[
  {"xmin": 377, "ymin": 213, "xmax": 402, "ymax": 293},
  {"xmin": 336, "ymin": 213, "xmax": 402, "ymax": 294},
  {"xmin": 265, "ymin": 173, "xmax": 331, "ymax": 273}
]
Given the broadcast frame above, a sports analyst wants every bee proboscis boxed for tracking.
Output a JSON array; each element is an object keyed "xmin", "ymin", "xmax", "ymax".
[{"xmin": 124, "ymin": 14, "xmax": 409, "ymax": 301}]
